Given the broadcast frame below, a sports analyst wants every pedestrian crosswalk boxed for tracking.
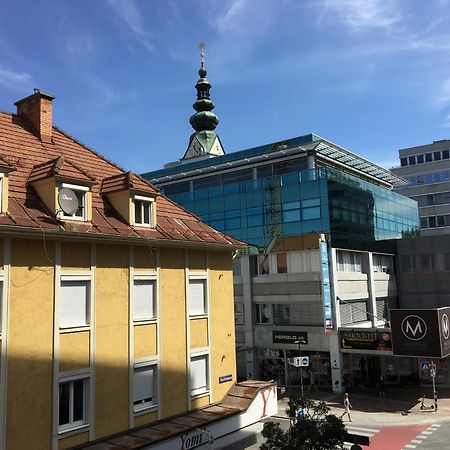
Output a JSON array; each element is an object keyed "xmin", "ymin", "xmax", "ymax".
[
  {"xmin": 343, "ymin": 424, "xmax": 383, "ymax": 449},
  {"xmin": 402, "ymin": 423, "xmax": 441, "ymax": 449}
]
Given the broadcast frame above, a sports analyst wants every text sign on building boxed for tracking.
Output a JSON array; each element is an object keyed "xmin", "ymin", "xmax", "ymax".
[
  {"xmin": 272, "ymin": 331, "xmax": 308, "ymax": 345},
  {"xmin": 319, "ymin": 240, "xmax": 333, "ymax": 331},
  {"xmin": 219, "ymin": 374, "xmax": 233, "ymax": 383},
  {"xmin": 390, "ymin": 308, "xmax": 450, "ymax": 358},
  {"xmin": 340, "ymin": 329, "xmax": 392, "ymax": 352}
]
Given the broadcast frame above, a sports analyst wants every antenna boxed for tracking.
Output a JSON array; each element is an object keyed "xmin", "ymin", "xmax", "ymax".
[{"xmin": 58, "ymin": 187, "xmax": 79, "ymax": 215}]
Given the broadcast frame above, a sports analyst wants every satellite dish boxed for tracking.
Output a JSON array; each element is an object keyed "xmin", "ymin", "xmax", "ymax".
[{"xmin": 58, "ymin": 188, "xmax": 79, "ymax": 215}]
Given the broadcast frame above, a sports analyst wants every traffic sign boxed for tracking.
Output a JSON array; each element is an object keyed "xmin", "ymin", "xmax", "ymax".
[
  {"xmin": 300, "ymin": 356, "xmax": 309, "ymax": 367},
  {"xmin": 421, "ymin": 362, "xmax": 430, "ymax": 370}
]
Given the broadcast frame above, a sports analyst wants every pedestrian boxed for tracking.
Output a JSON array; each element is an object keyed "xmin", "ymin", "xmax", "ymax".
[
  {"xmin": 340, "ymin": 393, "xmax": 353, "ymax": 422},
  {"xmin": 376, "ymin": 375, "xmax": 385, "ymax": 398},
  {"xmin": 308, "ymin": 369, "xmax": 318, "ymax": 392}
]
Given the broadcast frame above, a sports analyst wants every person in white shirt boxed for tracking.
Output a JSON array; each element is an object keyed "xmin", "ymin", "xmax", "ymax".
[{"xmin": 340, "ymin": 392, "xmax": 353, "ymax": 422}]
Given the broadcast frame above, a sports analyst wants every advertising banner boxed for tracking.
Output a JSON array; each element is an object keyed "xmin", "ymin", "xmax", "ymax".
[
  {"xmin": 320, "ymin": 240, "xmax": 333, "ymax": 331},
  {"xmin": 340, "ymin": 329, "xmax": 392, "ymax": 352},
  {"xmin": 272, "ymin": 330, "xmax": 308, "ymax": 344},
  {"xmin": 390, "ymin": 308, "xmax": 450, "ymax": 358}
]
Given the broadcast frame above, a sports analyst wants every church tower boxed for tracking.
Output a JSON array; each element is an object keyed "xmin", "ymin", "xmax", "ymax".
[{"xmin": 182, "ymin": 43, "xmax": 225, "ymax": 160}]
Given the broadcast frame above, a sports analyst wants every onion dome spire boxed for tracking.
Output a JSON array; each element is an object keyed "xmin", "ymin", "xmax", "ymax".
[
  {"xmin": 189, "ymin": 43, "xmax": 219, "ymax": 132},
  {"xmin": 183, "ymin": 43, "xmax": 224, "ymax": 160}
]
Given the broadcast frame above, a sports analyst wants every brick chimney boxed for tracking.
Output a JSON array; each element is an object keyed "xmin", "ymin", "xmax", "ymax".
[{"xmin": 15, "ymin": 89, "xmax": 55, "ymax": 143}]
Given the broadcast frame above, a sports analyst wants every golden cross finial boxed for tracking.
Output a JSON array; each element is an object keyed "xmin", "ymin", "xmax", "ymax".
[{"xmin": 199, "ymin": 42, "xmax": 205, "ymax": 67}]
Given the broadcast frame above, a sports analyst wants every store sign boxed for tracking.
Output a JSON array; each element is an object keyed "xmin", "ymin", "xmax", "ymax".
[
  {"xmin": 219, "ymin": 374, "xmax": 233, "ymax": 383},
  {"xmin": 339, "ymin": 329, "xmax": 392, "ymax": 352},
  {"xmin": 391, "ymin": 308, "xmax": 450, "ymax": 358},
  {"xmin": 320, "ymin": 240, "xmax": 334, "ymax": 331},
  {"xmin": 272, "ymin": 331, "xmax": 308, "ymax": 344}
]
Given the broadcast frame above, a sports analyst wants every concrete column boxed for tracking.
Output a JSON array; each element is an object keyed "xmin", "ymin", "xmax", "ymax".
[
  {"xmin": 366, "ymin": 252, "xmax": 378, "ymax": 328},
  {"xmin": 241, "ymin": 255, "xmax": 256, "ymax": 379},
  {"xmin": 329, "ymin": 332, "xmax": 343, "ymax": 393}
]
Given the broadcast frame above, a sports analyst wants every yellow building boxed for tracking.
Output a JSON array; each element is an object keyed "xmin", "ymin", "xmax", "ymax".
[{"xmin": 0, "ymin": 91, "xmax": 244, "ymax": 450}]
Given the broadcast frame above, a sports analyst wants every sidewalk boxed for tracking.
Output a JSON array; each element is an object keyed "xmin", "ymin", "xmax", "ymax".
[{"xmin": 276, "ymin": 386, "xmax": 450, "ymax": 426}]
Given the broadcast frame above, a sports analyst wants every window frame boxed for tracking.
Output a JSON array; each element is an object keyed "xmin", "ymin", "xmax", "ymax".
[
  {"xmin": 255, "ymin": 303, "xmax": 273, "ymax": 324},
  {"xmin": 234, "ymin": 303, "xmax": 245, "ymax": 324},
  {"xmin": 133, "ymin": 275, "xmax": 157, "ymax": 322},
  {"xmin": 58, "ymin": 373, "xmax": 89, "ymax": 433},
  {"xmin": 60, "ymin": 183, "xmax": 89, "ymax": 221},
  {"xmin": 190, "ymin": 351, "xmax": 210, "ymax": 397},
  {"xmin": 59, "ymin": 276, "xmax": 91, "ymax": 330},
  {"xmin": 133, "ymin": 195, "xmax": 155, "ymax": 227},
  {"xmin": 188, "ymin": 275, "xmax": 208, "ymax": 317},
  {"xmin": 133, "ymin": 360, "xmax": 158, "ymax": 412}
]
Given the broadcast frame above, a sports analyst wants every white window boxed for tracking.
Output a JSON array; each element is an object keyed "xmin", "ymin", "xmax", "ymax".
[
  {"xmin": 58, "ymin": 375, "xmax": 89, "ymax": 432},
  {"xmin": 337, "ymin": 251, "xmax": 362, "ymax": 272},
  {"xmin": 134, "ymin": 278, "xmax": 156, "ymax": 321},
  {"xmin": 189, "ymin": 278, "xmax": 207, "ymax": 316},
  {"xmin": 255, "ymin": 303, "xmax": 273, "ymax": 324},
  {"xmin": 134, "ymin": 195, "xmax": 154, "ymax": 227},
  {"xmin": 60, "ymin": 279, "xmax": 90, "ymax": 329},
  {"xmin": 234, "ymin": 303, "xmax": 244, "ymax": 324},
  {"xmin": 134, "ymin": 362, "xmax": 157, "ymax": 412},
  {"xmin": 190, "ymin": 354, "xmax": 209, "ymax": 396},
  {"xmin": 60, "ymin": 183, "xmax": 88, "ymax": 221}
]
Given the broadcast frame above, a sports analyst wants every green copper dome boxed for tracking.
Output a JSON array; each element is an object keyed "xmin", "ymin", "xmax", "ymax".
[{"xmin": 189, "ymin": 63, "xmax": 219, "ymax": 132}]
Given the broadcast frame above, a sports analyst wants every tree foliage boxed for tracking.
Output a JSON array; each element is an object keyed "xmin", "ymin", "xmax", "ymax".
[{"xmin": 261, "ymin": 397, "xmax": 347, "ymax": 450}]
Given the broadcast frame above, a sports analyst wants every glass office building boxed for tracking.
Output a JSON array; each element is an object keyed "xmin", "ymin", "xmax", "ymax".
[{"xmin": 144, "ymin": 135, "xmax": 418, "ymax": 252}]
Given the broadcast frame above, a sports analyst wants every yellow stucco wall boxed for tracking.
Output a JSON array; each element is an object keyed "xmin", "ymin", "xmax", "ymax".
[
  {"xmin": 58, "ymin": 431, "xmax": 89, "ymax": 450},
  {"xmin": 0, "ymin": 238, "xmax": 4, "ymax": 269},
  {"xmin": 95, "ymin": 244, "xmax": 129, "ymax": 439},
  {"xmin": 134, "ymin": 410, "xmax": 158, "ymax": 427},
  {"xmin": 191, "ymin": 395, "xmax": 210, "ymax": 409},
  {"xmin": 2, "ymin": 176, "xmax": 9, "ymax": 213},
  {"xmin": 61, "ymin": 241, "xmax": 90, "ymax": 270},
  {"xmin": 6, "ymin": 239, "xmax": 54, "ymax": 450},
  {"xmin": 60, "ymin": 331, "xmax": 90, "ymax": 372},
  {"xmin": 106, "ymin": 191, "xmax": 131, "ymax": 224},
  {"xmin": 188, "ymin": 250, "xmax": 206, "ymax": 271},
  {"xmin": 134, "ymin": 245, "xmax": 156, "ymax": 270},
  {"xmin": 208, "ymin": 251, "xmax": 236, "ymax": 403},
  {"xmin": 134, "ymin": 324, "xmax": 157, "ymax": 359},
  {"xmin": 159, "ymin": 248, "xmax": 187, "ymax": 418},
  {"xmin": 33, "ymin": 178, "xmax": 56, "ymax": 213},
  {"xmin": 190, "ymin": 318, "xmax": 208, "ymax": 349}
]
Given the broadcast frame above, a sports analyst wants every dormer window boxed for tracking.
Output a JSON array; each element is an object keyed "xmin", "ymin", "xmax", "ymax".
[
  {"xmin": 134, "ymin": 195, "xmax": 154, "ymax": 227},
  {"xmin": 0, "ymin": 173, "xmax": 4, "ymax": 212},
  {"xmin": 60, "ymin": 183, "xmax": 89, "ymax": 221}
]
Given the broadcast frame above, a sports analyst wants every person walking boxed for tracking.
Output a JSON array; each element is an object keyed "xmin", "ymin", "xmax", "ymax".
[
  {"xmin": 308, "ymin": 369, "xmax": 318, "ymax": 392},
  {"xmin": 340, "ymin": 393, "xmax": 353, "ymax": 422},
  {"xmin": 376, "ymin": 375, "xmax": 385, "ymax": 398}
]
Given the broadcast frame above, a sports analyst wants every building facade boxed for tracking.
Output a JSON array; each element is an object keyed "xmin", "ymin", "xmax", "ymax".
[
  {"xmin": 0, "ymin": 91, "xmax": 242, "ymax": 450},
  {"xmin": 142, "ymin": 53, "xmax": 420, "ymax": 392},
  {"xmin": 391, "ymin": 139, "xmax": 450, "ymax": 235}
]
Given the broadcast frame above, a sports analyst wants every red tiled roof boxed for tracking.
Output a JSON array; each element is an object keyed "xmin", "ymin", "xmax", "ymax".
[{"xmin": 0, "ymin": 110, "xmax": 244, "ymax": 249}]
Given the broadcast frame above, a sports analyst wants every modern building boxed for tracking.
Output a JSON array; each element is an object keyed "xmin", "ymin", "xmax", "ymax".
[
  {"xmin": 391, "ymin": 139, "xmax": 450, "ymax": 235},
  {"xmin": 142, "ymin": 52, "xmax": 420, "ymax": 392},
  {"xmin": 0, "ymin": 90, "xmax": 245, "ymax": 450}
]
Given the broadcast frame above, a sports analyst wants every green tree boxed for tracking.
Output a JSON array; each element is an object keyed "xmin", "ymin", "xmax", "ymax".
[{"xmin": 261, "ymin": 397, "xmax": 347, "ymax": 450}]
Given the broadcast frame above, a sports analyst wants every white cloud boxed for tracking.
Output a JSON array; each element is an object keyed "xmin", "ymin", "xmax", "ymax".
[
  {"xmin": 320, "ymin": 0, "xmax": 402, "ymax": 31},
  {"xmin": 107, "ymin": 0, "xmax": 154, "ymax": 52},
  {"xmin": 0, "ymin": 67, "xmax": 33, "ymax": 90}
]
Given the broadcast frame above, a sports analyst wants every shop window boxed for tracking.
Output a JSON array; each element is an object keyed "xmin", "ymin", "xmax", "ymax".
[
  {"xmin": 133, "ymin": 278, "xmax": 156, "ymax": 321},
  {"xmin": 190, "ymin": 353, "xmax": 209, "ymax": 396},
  {"xmin": 277, "ymin": 253, "xmax": 287, "ymax": 273},
  {"xmin": 234, "ymin": 303, "xmax": 244, "ymax": 324},
  {"xmin": 188, "ymin": 278, "xmax": 207, "ymax": 316},
  {"xmin": 59, "ymin": 375, "xmax": 89, "ymax": 432},
  {"xmin": 133, "ymin": 362, "xmax": 157, "ymax": 412},
  {"xmin": 60, "ymin": 279, "xmax": 90, "ymax": 329},
  {"xmin": 255, "ymin": 304, "xmax": 273, "ymax": 324}
]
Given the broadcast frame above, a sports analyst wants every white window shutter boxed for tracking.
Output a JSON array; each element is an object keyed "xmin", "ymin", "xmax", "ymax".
[
  {"xmin": 134, "ymin": 366, "xmax": 154, "ymax": 403},
  {"xmin": 60, "ymin": 281, "xmax": 88, "ymax": 328},
  {"xmin": 134, "ymin": 280, "xmax": 154, "ymax": 320},
  {"xmin": 191, "ymin": 355, "xmax": 207, "ymax": 393},
  {"xmin": 189, "ymin": 280, "xmax": 205, "ymax": 316}
]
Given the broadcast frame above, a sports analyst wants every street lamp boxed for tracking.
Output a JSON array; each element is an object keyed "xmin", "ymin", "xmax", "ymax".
[{"xmin": 294, "ymin": 339, "xmax": 306, "ymax": 397}]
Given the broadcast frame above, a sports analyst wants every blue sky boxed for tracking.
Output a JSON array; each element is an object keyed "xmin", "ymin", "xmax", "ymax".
[{"xmin": 1, "ymin": 0, "xmax": 450, "ymax": 173}]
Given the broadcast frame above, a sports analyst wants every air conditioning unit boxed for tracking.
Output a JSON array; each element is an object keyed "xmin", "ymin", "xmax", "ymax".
[{"xmin": 381, "ymin": 266, "xmax": 390, "ymax": 274}]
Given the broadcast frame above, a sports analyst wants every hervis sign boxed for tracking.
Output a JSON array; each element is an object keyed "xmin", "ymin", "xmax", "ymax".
[{"xmin": 390, "ymin": 308, "xmax": 450, "ymax": 358}]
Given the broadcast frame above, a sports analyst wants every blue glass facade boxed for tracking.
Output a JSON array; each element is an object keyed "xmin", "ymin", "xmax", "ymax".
[{"xmin": 163, "ymin": 165, "xmax": 419, "ymax": 253}]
